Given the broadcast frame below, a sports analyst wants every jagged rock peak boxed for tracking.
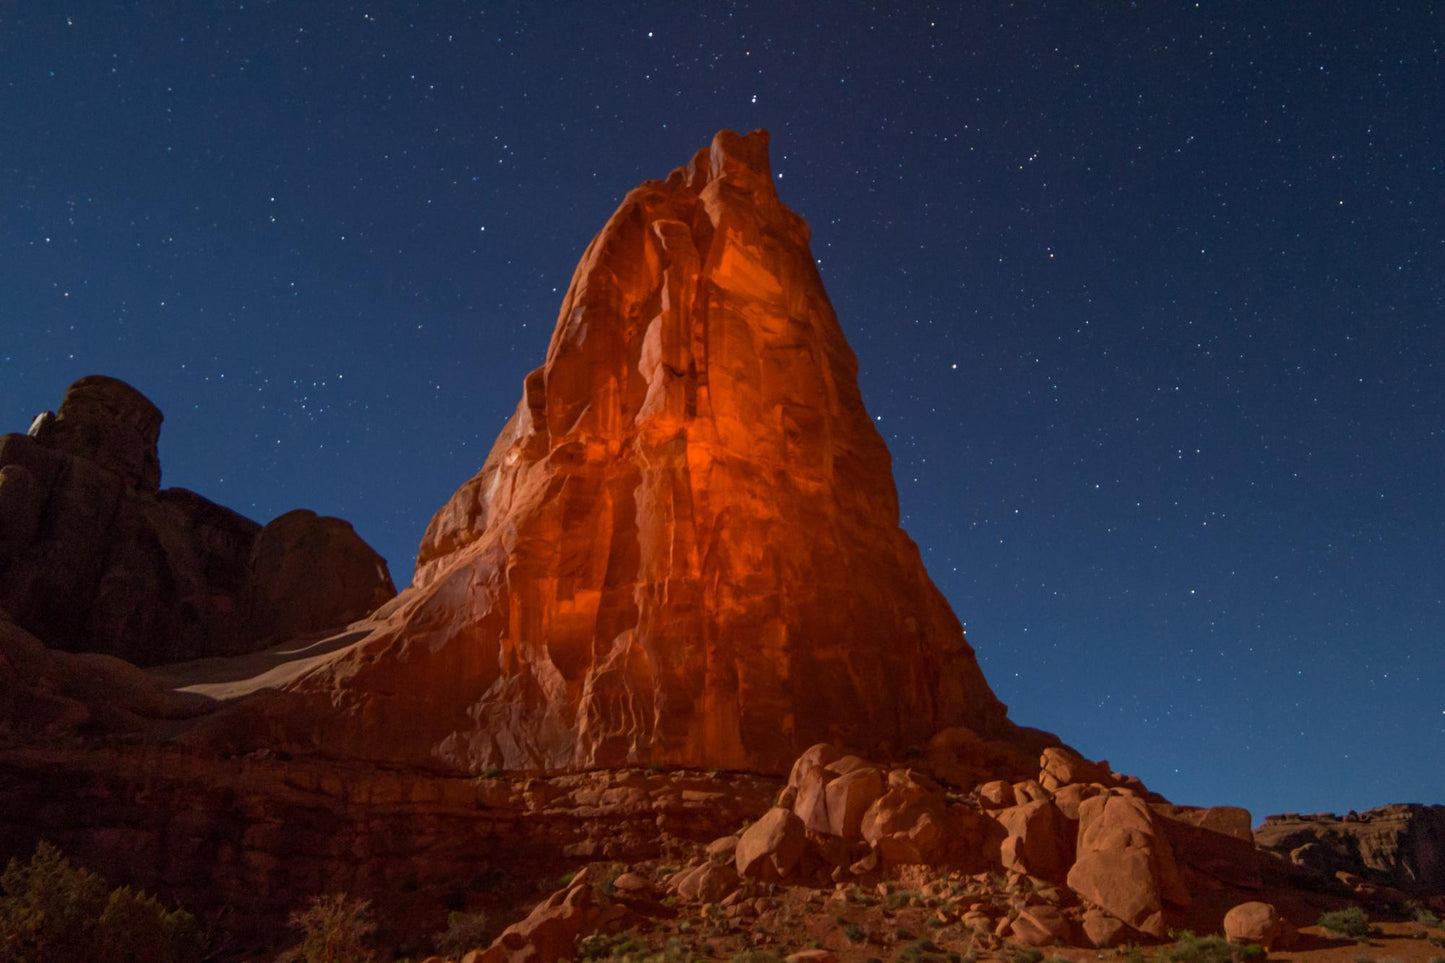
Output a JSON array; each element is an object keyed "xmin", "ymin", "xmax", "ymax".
[{"xmin": 204, "ymin": 129, "xmax": 1019, "ymax": 774}]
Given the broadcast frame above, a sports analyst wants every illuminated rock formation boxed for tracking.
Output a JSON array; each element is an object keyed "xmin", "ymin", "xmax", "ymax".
[{"xmin": 217, "ymin": 129, "xmax": 1025, "ymax": 773}]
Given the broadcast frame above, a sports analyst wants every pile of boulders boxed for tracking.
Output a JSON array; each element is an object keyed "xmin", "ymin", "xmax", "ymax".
[
  {"xmin": 446, "ymin": 737, "xmax": 1310, "ymax": 962},
  {"xmin": 669, "ymin": 737, "xmax": 1270, "ymax": 946}
]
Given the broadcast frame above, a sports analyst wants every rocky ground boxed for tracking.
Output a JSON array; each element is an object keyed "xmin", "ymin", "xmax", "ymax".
[
  {"xmin": 352, "ymin": 742, "xmax": 1443, "ymax": 963},
  {"xmin": 453, "ymin": 864, "xmax": 1445, "ymax": 963}
]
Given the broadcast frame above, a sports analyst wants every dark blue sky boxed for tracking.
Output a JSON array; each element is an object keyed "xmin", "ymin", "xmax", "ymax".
[{"xmin": 3, "ymin": 2, "xmax": 1441, "ymax": 820}]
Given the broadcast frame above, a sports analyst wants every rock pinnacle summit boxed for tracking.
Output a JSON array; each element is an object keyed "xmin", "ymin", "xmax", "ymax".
[{"xmin": 204, "ymin": 129, "xmax": 1024, "ymax": 773}]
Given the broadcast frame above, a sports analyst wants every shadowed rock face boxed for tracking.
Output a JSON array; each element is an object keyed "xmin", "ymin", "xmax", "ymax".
[
  {"xmin": 0, "ymin": 377, "xmax": 396, "ymax": 665},
  {"xmin": 210, "ymin": 129, "xmax": 1018, "ymax": 774}
]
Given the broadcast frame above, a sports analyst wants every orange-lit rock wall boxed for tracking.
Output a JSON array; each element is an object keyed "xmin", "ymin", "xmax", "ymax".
[{"xmin": 226, "ymin": 130, "xmax": 1014, "ymax": 773}]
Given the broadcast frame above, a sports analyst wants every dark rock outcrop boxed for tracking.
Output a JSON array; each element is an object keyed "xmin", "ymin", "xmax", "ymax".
[{"xmin": 0, "ymin": 375, "xmax": 396, "ymax": 665}]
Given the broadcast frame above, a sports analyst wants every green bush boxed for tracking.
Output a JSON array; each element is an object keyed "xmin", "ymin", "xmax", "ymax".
[
  {"xmin": 900, "ymin": 937, "xmax": 967, "ymax": 963},
  {"xmin": 1002, "ymin": 947, "xmax": 1044, "ymax": 963},
  {"xmin": 1317, "ymin": 906, "xmax": 1371, "ymax": 940},
  {"xmin": 434, "ymin": 909, "xmax": 491, "ymax": 957},
  {"xmin": 886, "ymin": 889, "xmax": 922, "ymax": 910},
  {"xmin": 729, "ymin": 950, "xmax": 780, "ymax": 963},
  {"xmin": 0, "ymin": 841, "xmax": 203, "ymax": 963},
  {"xmin": 289, "ymin": 892, "xmax": 377, "ymax": 963},
  {"xmin": 1412, "ymin": 902, "xmax": 1444, "ymax": 928},
  {"xmin": 577, "ymin": 928, "xmax": 651, "ymax": 961},
  {"xmin": 1163, "ymin": 931, "xmax": 1237, "ymax": 963}
]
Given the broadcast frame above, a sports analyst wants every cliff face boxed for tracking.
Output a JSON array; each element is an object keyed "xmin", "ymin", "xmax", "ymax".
[
  {"xmin": 0, "ymin": 375, "xmax": 396, "ymax": 665},
  {"xmin": 1256, "ymin": 804, "xmax": 1445, "ymax": 893},
  {"xmin": 206, "ymin": 129, "xmax": 1016, "ymax": 773}
]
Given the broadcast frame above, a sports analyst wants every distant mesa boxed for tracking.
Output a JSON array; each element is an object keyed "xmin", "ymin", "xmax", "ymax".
[
  {"xmin": 190, "ymin": 128, "xmax": 1052, "ymax": 774},
  {"xmin": 0, "ymin": 374, "xmax": 396, "ymax": 666},
  {"xmin": 1256, "ymin": 804, "xmax": 1445, "ymax": 895}
]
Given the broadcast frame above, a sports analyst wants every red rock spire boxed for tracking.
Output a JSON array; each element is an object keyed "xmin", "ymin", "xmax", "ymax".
[{"xmin": 222, "ymin": 130, "xmax": 1016, "ymax": 773}]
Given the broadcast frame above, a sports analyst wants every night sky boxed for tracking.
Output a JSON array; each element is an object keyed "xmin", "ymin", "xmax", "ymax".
[{"xmin": 3, "ymin": 3, "xmax": 1441, "ymax": 822}]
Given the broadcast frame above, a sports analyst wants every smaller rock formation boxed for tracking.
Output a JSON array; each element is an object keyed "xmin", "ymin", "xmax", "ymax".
[
  {"xmin": 245, "ymin": 509, "xmax": 398, "ymax": 644},
  {"xmin": 1256, "ymin": 804, "xmax": 1445, "ymax": 894},
  {"xmin": 0, "ymin": 375, "xmax": 396, "ymax": 665}
]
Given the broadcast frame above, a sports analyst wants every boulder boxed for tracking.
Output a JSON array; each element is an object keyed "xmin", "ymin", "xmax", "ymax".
[
  {"xmin": 785, "ymin": 744, "xmax": 887, "ymax": 842},
  {"xmin": 861, "ymin": 769, "xmax": 953, "ymax": 865},
  {"xmin": 672, "ymin": 861, "xmax": 738, "ymax": 903},
  {"xmin": 1080, "ymin": 907, "xmax": 1132, "ymax": 948},
  {"xmin": 1223, "ymin": 901, "xmax": 1293, "ymax": 950},
  {"xmin": 1152, "ymin": 806, "xmax": 1262, "ymax": 889},
  {"xmin": 1008, "ymin": 902, "xmax": 1069, "ymax": 947},
  {"xmin": 735, "ymin": 807, "xmax": 807, "ymax": 881},
  {"xmin": 479, "ymin": 876, "xmax": 598, "ymax": 963},
  {"xmin": 978, "ymin": 780, "xmax": 1016, "ymax": 810},
  {"xmin": 923, "ymin": 726, "xmax": 1046, "ymax": 789},
  {"xmin": 1066, "ymin": 792, "xmax": 1190, "ymax": 938},
  {"xmin": 1154, "ymin": 803, "xmax": 1253, "ymax": 842},
  {"xmin": 788, "ymin": 743, "xmax": 844, "ymax": 788},
  {"xmin": 1052, "ymin": 782, "xmax": 1102, "ymax": 821},
  {"xmin": 1038, "ymin": 745, "xmax": 1114, "ymax": 791},
  {"xmin": 823, "ymin": 765, "xmax": 885, "ymax": 840},
  {"xmin": 993, "ymin": 798, "xmax": 1072, "ymax": 883}
]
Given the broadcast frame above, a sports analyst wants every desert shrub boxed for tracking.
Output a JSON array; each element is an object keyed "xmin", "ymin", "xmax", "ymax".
[
  {"xmin": 1237, "ymin": 944, "xmax": 1268, "ymax": 961},
  {"xmin": 289, "ymin": 892, "xmax": 377, "ymax": 963},
  {"xmin": 1318, "ymin": 906, "xmax": 1371, "ymax": 940},
  {"xmin": 0, "ymin": 841, "xmax": 203, "ymax": 963},
  {"xmin": 577, "ymin": 928, "xmax": 650, "ymax": 960},
  {"xmin": 886, "ymin": 889, "xmax": 922, "ymax": 910},
  {"xmin": 1411, "ymin": 902, "xmax": 1444, "ymax": 928},
  {"xmin": 729, "ymin": 950, "xmax": 781, "ymax": 963},
  {"xmin": 845, "ymin": 920, "xmax": 867, "ymax": 942},
  {"xmin": 1001, "ymin": 946, "xmax": 1044, "ymax": 963},
  {"xmin": 434, "ymin": 909, "xmax": 491, "ymax": 956},
  {"xmin": 1163, "ymin": 930, "xmax": 1236, "ymax": 963},
  {"xmin": 897, "ymin": 938, "xmax": 950, "ymax": 963},
  {"xmin": 97, "ymin": 885, "xmax": 205, "ymax": 963}
]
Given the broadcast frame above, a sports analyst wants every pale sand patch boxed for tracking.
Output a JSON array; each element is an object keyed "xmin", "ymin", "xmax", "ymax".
[{"xmin": 145, "ymin": 627, "xmax": 374, "ymax": 702}]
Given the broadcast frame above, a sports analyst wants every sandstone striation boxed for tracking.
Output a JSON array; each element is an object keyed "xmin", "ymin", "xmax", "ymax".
[
  {"xmin": 205, "ymin": 129, "xmax": 1032, "ymax": 773},
  {"xmin": 0, "ymin": 375, "xmax": 396, "ymax": 665}
]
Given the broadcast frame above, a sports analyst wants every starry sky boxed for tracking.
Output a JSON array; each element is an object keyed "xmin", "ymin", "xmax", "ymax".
[{"xmin": 3, "ymin": 2, "xmax": 1441, "ymax": 821}]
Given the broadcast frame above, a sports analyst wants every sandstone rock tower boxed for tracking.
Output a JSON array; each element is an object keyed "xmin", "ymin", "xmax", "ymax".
[{"xmin": 229, "ymin": 130, "xmax": 1015, "ymax": 772}]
